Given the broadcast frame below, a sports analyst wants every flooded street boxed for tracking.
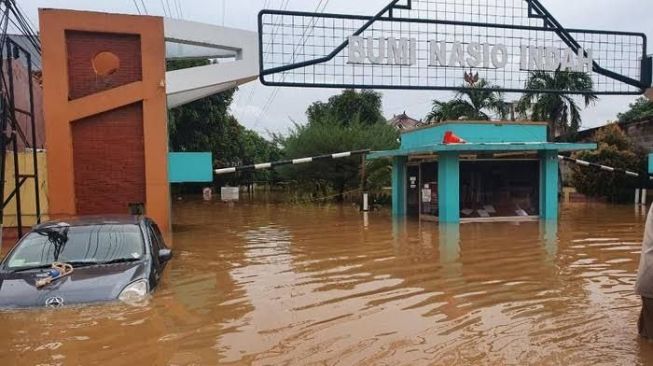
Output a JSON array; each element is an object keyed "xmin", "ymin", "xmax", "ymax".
[{"xmin": 2, "ymin": 201, "xmax": 653, "ymax": 365}]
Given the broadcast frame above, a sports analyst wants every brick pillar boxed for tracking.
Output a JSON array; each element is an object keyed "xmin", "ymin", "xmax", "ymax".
[{"xmin": 40, "ymin": 9, "xmax": 171, "ymax": 236}]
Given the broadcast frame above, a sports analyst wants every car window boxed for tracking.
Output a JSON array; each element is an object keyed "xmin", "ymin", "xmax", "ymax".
[
  {"xmin": 148, "ymin": 226, "xmax": 161, "ymax": 253},
  {"xmin": 5, "ymin": 224, "xmax": 145, "ymax": 269},
  {"xmin": 150, "ymin": 222, "xmax": 167, "ymax": 249}
]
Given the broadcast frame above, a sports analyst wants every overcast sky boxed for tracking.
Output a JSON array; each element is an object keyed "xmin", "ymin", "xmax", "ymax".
[{"xmin": 18, "ymin": 0, "xmax": 653, "ymax": 137}]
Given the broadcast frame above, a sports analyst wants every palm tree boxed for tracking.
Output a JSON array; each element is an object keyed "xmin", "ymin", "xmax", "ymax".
[
  {"xmin": 426, "ymin": 78, "xmax": 507, "ymax": 123},
  {"xmin": 517, "ymin": 69, "xmax": 597, "ymax": 140}
]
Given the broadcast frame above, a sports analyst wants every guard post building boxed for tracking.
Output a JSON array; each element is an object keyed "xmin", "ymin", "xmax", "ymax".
[{"xmin": 369, "ymin": 122, "xmax": 596, "ymax": 223}]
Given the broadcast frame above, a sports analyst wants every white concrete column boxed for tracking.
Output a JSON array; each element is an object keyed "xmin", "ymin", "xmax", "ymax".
[{"xmin": 642, "ymin": 189, "xmax": 648, "ymax": 206}]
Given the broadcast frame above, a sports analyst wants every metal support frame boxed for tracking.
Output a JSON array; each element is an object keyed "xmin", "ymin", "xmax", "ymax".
[
  {"xmin": 258, "ymin": 0, "xmax": 651, "ymax": 94},
  {"xmin": 526, "ymin": 0, "xmax": 651, "ymax": 89},
  {"xmin": 0, "ymin": 37, "xmax": 42, "ymax": 238}
]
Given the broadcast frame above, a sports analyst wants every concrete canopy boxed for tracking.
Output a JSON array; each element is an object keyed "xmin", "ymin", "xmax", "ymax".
[
  {"xmin": 369, "ymin": 121, "xmax": 597, "ymax": 159},
  {"xmin": 163, "ymin": 18, "xmax": 259, "ymax": 108},
  {"xmin": 368, "ymin": 142, "xmax": 598, "ymax": 159}
]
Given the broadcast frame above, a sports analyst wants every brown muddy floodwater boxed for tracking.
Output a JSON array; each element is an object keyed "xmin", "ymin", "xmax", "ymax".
[{"xmin": 1, "ymin": 201, "xmax": 653, "ymax": 365}]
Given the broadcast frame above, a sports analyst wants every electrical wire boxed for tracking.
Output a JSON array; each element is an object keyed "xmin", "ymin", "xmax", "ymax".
[
  {"xmin": 0, "ymin": 0, "xmax": 42, "ymax": 159},
  {"xmin": 132, "ymin": 0, "xmax": 142, "ymax": 15},
  {"xmin": 12, "ymin": 1, "xmax": 37, "ymax": 34},
  {"xmin": 9, "ymin": 6, "xmax": 41, "ymax": 56},
  {"xmin": 253, "ymin": 0, "xmax": 331, "ymax": 130},
  {"xmin": 239, "ymin": 0, "xmax": 292, "ymax": 114},
  {"xmin": 174, "ymin": 0, "xmax": 182, "ymax": 19},
  {"xmin": 140, "ymin": 0, "xmax": 149, "ymax": 15},
  {"xmin": 160, "ymin": 0, "xmax": 169, "ymax": 17},
  {"xmin": 6, "ymin": 2, "xmax": 39, "ymax": 53},
  {"xmin": 165, "ymin": 0, "xmax": 174, "ymax": 18},
  {"xmin": 260, "ymin": 0, "xmax": 330, "ymax": 110}
]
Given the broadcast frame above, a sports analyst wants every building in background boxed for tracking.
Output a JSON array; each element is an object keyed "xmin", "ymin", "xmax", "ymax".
[{"xmin": 387, "ymin": 112, "xmax": 423, "ymax": 131}]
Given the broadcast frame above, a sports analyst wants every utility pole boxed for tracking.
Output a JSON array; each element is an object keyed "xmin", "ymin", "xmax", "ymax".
[
  {"xmin": 640, "ymin": 89, "xmax": 653, "ymax": 206},
  {"xmin": 360, "ymin": 154, "xmax": 369, "ymax": 212}
]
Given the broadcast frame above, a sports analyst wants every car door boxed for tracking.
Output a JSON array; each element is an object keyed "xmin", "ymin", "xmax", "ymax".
[{"xmin": 146, "ymin": 221, "xmax": 164, "ymax": 284}]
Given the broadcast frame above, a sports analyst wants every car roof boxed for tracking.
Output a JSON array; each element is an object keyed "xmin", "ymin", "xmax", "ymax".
[{"xmin": 32, "ymin": 215, "xmax": 146, "ymax": 230}]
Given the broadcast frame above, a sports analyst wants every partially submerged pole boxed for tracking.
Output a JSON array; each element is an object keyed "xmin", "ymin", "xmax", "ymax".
[
  {"xmin": 360, "ymin": 153, "xmax": 369, "ymax": 212},
  {"xmin": 643, "ymin": 189, "xmax": 648, "ymax": 206}
]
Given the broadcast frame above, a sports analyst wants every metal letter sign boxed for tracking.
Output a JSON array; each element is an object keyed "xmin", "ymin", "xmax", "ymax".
[{"xmin": 258, "ymin": 0, "xmax": 652, "ymax": 95}]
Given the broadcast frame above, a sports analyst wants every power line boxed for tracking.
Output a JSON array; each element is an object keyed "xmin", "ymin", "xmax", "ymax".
[
  {"xmin": 240, "ymin": 0, "xmax": 292, "ymax": 111},
  {"xmin": 253, "ymin": 0, "xmax": 299, "ymax": 128},
  {"xmin": 165, "ymin": 0, "xmax": 174, "ymax": 18},
  {"xmin": 13, "ymin": 1, "xmax": 37, "ymax": 34},
  {"xmin": 254, "ymin": 0, "xmax": 330, "ymax": 129},
  {"xmin": 5, "ymin": 1, "xmax": 40, "ymax": 53},
  {"xmin": 132, "ymin": 0, "xmax": 142, "ymax": 15},
  {"xmin": 174, "ymin": 0, "xmax": 183, "ymax": 19},
  {"xmin": 140, "ymin": 0, "xmax": 148, "ymax": 15},
  {"xmin": 170, "ymin": 0, "xmax": 177, "ymax": 18},
  {"xmin": 7, "ymin": 1, "xmax": 39, "ymax": 41},
  {"xmin": 222, "ymin": 0, "xmax": 226, "ymax": 26},
  {"xmin": 159, "ymin": 0, "xmax": 169, "ymax": 17}
]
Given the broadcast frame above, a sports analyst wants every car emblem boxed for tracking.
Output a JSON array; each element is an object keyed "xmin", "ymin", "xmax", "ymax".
[{"xmin": 45, "ymin": 296, "xmax": 64, "ymax": 308}]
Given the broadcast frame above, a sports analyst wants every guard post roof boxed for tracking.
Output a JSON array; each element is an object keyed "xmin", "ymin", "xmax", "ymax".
[{"xmin": 368, "ymin": 121, "xmax": 597, "ymax": 159}]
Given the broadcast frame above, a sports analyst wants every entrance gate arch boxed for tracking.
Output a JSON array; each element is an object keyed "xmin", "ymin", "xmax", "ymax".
[{"xmin": 258, "ymin": 0, "xmax": 651, "ymax": 95}]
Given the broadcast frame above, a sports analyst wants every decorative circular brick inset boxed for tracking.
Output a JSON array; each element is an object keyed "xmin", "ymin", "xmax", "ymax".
[{"xmin": 92, "ymin": 51, "xmax": 120, "ymax": 77}]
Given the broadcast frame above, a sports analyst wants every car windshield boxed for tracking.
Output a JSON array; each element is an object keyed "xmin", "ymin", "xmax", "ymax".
[{"xmin": 4, "ymin": 224, "xmax": 145, "ymax": 270}]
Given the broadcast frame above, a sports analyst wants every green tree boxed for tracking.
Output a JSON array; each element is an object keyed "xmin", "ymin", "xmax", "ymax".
[
  {"xmin": 277, "ymin": 116, "xmax": 398, "ymax": 201},
  {"xmin": 571, "ymin": 123, "xmax": 646, "ymax": 202},
  {"xmin": 517, "ymin": 69, "xmax": 597, "ymax": 139},
  {"xmin": 426, "ymin": 79, "xmax": 507, "ymax": 123},
  {"xmin": 618, "ymin": 97, "xmax": 653, "ymax": 123},
  {"xmin": 307, "ymin": 89, "xmax": 385, "ymax": 126}
]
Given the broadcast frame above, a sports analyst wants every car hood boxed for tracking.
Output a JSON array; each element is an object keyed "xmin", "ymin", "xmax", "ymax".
[{"xmin": 0, "ymin": 261, "xmax": 148, "ymax": 309}]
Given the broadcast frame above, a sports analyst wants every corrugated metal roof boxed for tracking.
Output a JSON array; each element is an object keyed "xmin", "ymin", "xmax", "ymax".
[{"xmin": 6, "ymin": 34, "xmax": 41, "ymax": 71}]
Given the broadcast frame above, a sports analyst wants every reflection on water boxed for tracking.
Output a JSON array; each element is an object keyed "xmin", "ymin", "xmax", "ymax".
[{"xmin": 1, "ymin": 202, "xmax": 653, "ymax": 365}]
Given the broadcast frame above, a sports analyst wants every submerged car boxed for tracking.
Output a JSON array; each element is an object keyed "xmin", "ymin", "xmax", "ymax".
[{"xmin": 0, "ymin": 216, "xmax": 172, "ymax": 309}]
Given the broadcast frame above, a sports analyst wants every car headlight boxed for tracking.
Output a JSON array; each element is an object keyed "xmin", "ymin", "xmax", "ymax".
[{"xmin": 119, "ymin": 279, "xmax": 149, "ymax": 303}]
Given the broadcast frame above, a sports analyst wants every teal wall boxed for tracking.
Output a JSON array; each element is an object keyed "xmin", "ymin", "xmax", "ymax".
[
  {"xmin": 649, "ymin": 153, "xmax": 653, "ymax": 174},
  {"xmin": 392, "ymin": 157, "xmax": 407, "ymax": 217},
  {"xmin": 168, "ymin": 152, "xmax": 213, "ymax": 183},
  {"xmin": 389, "ymin": 151, "xmax": 562, "ymax": 222},
  {"xmin": 381, "ymin": 123, "xmax": 596, "ymax": 222},
  {"xmin": 438, "ymin": 152, "xmax": 460, "ymax": 223},
  {"xmin": 400, "ymin": 122, "xmax": 547, "ymax": 149},
  {"xmin": 539, "ymin": 151, "xmax": 559, "ymax": 220}
]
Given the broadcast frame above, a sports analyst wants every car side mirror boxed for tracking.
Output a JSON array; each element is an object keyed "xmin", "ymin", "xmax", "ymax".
[{"xmin": 158, "ymin": 249, "xmax": 172, "ymax": 262}]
